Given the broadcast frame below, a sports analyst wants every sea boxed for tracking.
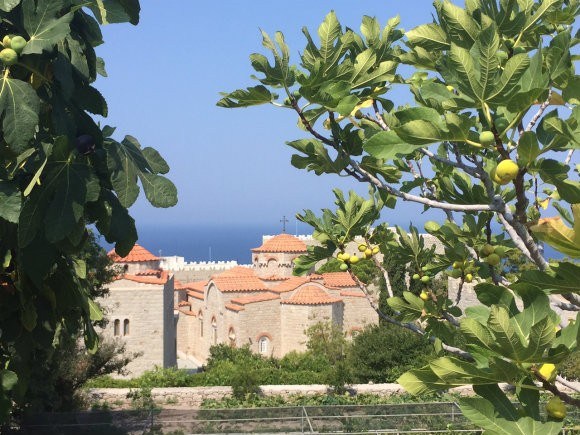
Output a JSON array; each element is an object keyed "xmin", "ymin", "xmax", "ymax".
[
  {"xmin": 98, "ymin": 222, "xmax": 561, "ymax": 264},
  {"xmin": 99, "ymin": 223, "xmax": 310, "ymax": 264}
]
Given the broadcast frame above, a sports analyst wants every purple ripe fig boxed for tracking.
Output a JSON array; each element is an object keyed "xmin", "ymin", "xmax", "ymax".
[{"xmin": 75, "ymin": 134, "xmax": 95, "ymax": 155}]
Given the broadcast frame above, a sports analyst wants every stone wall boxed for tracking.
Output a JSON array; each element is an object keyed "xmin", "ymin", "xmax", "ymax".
[
  {"xmin": 86, "ymin": 381, "xmax": 580, "ymax": 409},
  {"xmin": 99, "ymin": 280, "xmax": 167, "ymax": 376}
]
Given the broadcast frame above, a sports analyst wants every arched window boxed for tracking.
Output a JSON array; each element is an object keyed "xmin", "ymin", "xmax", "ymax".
[
  {"xmin": 258, "ymin": 336, "xmax": 269, "ymax": 355},
  {"xmin": 228, "ymin": 328, "xmax": 236, "ymax": 347},
  {"xmin": 211, "ymin": 317, "xmax": 218, "ymax": 345},
  {"xmin": 123, "ymin": 319, "xmax": 130, "ymax": 336},
  {"xmin": 198, "ymin": 311, "xmax": 204, "ymax": 337},
  {"xmin": 113, "ymin": 319, "xmax": 120, "ymax": 336}
]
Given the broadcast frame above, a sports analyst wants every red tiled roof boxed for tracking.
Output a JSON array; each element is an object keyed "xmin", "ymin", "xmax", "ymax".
[
  {"xmin": 108, "ymin": 244, "xmax": 159, "ymax": 263},
  {"xmin": 322, "ymin": 272, "xmax": 357, "ymax": 288},
  {"xmin": 175, "ymin": 280, "xmax": 207, "ymax": 292},
  {"xmin": 340, "ymin": 290, "xmax": 366, "ymax": 298},
  {"xmin": 225, "ymin": 303, "xmax": 244, "ymax": 312},
  {"xmin": 231, "ymin": 293, "xmax": 280, "ymax": 305},
  {"xmin": 281, "ymin": 285, "xmax": 343, "ymax": 306},
  {"xmin": 270, "ymin": 276, "xmax": 311, "ymax": 293},
  {"xmin": 136, "ymin": 269, "xmax": 163, "ymax": 276},
  {"xmin": 212, "ymin": 266, "xmax": 254, "ymax": 279},
  {"xmin": 116, "ymin": 270, "xmax": 169, "ymax": 285},
  {"xmin": 212, "ymin": 276, "xmax": 269, "ymax": 292},
  {"xmin": 252, "ymin": 234, "xmax": 307, "ymax": 253},
  {"xmin": 261, "ymin": 275, "xmax": 290, "ymax": 282}
]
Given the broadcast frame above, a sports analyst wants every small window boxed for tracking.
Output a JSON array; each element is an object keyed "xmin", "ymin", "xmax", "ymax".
[
  {"xmin": 211, "ymin": 317, "xmax": 217, "ymax": 345},
  {"xmin": 258, "ymin": 336, "xmax": 269, "ymax": 355},
  {"xmin": 199, "ymin": 311, "xmax": 204, "ymax": 337},
  {"xmin": 113, "ymin": 319, "xmax": 120, "ymax": 336},
  {"xmin": 123, "ymin": 319, "xmax": 130, "ymax": 336}
]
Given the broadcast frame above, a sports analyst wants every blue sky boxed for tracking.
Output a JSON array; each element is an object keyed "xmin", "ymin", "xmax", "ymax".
[{"xmin": 95, "ymin": 2, "xmax": 444, "ymax": 232}]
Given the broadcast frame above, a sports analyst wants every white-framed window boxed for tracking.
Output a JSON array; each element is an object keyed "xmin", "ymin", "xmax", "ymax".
[{"xmin": 258, "ymin": 336, "xmax": 269, "ymax": 355}]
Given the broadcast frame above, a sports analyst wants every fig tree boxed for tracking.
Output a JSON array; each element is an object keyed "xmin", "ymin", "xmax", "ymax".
[
  {"xmin": 412, "ymin": 273, "xmax": 421, "ymax": 281},
  {"xmin": 0, "ymin": 48, "xmax": 17, "ymax": 66},
  {"xmin": 419, "ymin": 291, "xmax": 429, "ymax": 301},
  {"xmin": 538, "ymin": 363, "xmax": 557, "ymax": 382},
  {"xmin": 339, "ymin": 263, "xmax": 348, "ymax": 271},
  {"xmin": 349, "ymin": 255, "xmax": 360, "ymax": 264},
  {"xmin": 546, "ymin": 396, "xmax": 566, "ymax": 420},
  {"xmin": 465, "ymin": 273, "xmax": 473, "ymax": 283},
  {"xmin": 421, "ymin": 275, "xmax": 430, "ymax": 284},
  {"xmin": 2, "ymin": 35, "xmax": 10, "ymax": 48},
  {"xmin": 371, "ymin": 246, "xmax": 379, "ymax": 255},
  {"xmin": 75, "ymin": 134, "xmax": 95, "ymax": 155},
  {"xmin": 10, "ymin": 36, "xmax": 26, "ymax": 54},
  {"xmin": 479, "ymin": 130, "xmax": 495, "ymax": 146},
  {"xmin": 496, "ymin": 159, "xmax": 519, "ymax": 182},
  {"xmin": 480, "ymin": 244, "xmax": 495, "ymax": 256},
  {"xmin": 358, "ymin": 244, "xmax": 367, "ymax": 252},
  {"xmin": 486, "ymin": 253, "xmax": 501, "ymax": 266}
]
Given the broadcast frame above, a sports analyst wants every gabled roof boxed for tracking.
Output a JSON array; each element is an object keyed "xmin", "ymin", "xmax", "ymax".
[
  {"xmin": 230, "ymin": 293, "xmax": 280, "ymax": 305},
  {"xmin": 252, "ymin": 234, "xmax": 307, "ymax": 253},
  {"xmin": 270, "ymin": 276, "xmax": 310, "ymax": 293},
  {"xmin": 322, "ymin": 272, "xmax": 357, "ymax": 288},
  {"xmin": 175, "ymin": 280, "xmax": 206, "ymax": 292},
  {"xmin": 212, "ymin": 276, "xmax": 269, "ymax": 292},
  {"xmin": 226, "ymin": 293, "xmax": 280, "ymax": 312},
  {"xmin": 116, "ymin": 270, "xmax": 169, "ymax": 285},
  {"xmin": 211, "ymin": 266, "xmax": 254, "ymax": 279},
  {"xmin": 281, "ymin": 285, "xmax": 343, "ymax": 306},
  {"xmin": 108, "ymin": 244, "xmax": 159, "ymax": 263}
]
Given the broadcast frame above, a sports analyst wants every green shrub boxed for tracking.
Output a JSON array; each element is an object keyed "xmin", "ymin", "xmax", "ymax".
[
  {"xmin": 348, "ymin": 324, "xmax": 435, "ymax": 383},
  {"xmin": 230, "ymin": 367, "xmax": 261, "ymax": 400},
  {"xmin": 138, "ymin": 367, "xmax": 194, "ymax": 388}
]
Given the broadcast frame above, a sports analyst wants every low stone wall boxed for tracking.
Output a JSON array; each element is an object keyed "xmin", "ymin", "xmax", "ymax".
[{"xmin": 86, "ymin": 382, "xmax": 580, "ymax": 409}]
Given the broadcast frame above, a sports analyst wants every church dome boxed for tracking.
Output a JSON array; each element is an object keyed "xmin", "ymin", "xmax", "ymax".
[{"xmin": 251, "ymin": 234, "xmax": 307, "ymax": 253}]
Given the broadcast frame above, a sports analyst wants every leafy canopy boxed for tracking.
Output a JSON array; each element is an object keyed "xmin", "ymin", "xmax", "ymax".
[{"xmin": 220, "ymin": 0, "xmax": 579, "ymax": 433}]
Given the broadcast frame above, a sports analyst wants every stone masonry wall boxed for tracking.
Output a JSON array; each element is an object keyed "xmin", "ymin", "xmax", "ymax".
[
  {"xmin": 87, "ymin": 381, "xmax": 580, "ymax": 409},
  {"xmin": 99, "ymin": 281, "xmax": 166, "ymax": 376}
]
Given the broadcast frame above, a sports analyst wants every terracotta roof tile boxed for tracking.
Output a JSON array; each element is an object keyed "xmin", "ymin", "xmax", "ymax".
[
  {"xmin": 281, "ymin": 285, "xmax": 343, "ymax": 306},
  {"xmin": 108, "ymin": 244, "xmax": 159, "ymax": 263},
  {"xmin": 212, "ymin": 266, "xmax": 254, "ymax": 279},
  {"xmin": 225, "ymin": 303, "xmax": 244, "ymax": 312},
  {"xmin": 252, "ymin": 234, "xmax": 307, "ymax": 253},
  {"xmin": 322, "ymin": 272, "xmax": 357, "ymax": 288},
  {"xmin": 270, "ymin": 276, "xmax": 311, "ymax": 293},
  {"xmin": 116, "ymin": 270, "xmax": 169, "ymax": 285},
  {"xmin": 212, "ymin": 276, "xmax": 269, "ymax": 292},
  {"xmin": 230, "ymin": 293, "xmax": 280, "ymax": 305},
  {"xmin": 340, "ymin": 290, "xmax": 366, "ymax": 298},
  {"xmin": 175, "ymin": 280, "xmax": 207, "ymax": 291},
  {"xmin": 261, "ymin": 275, "xmax": 290, "ymax": 282},
  {"xmin": 136, "ymin": 269, "xmax": 163, "ymax": 276}
]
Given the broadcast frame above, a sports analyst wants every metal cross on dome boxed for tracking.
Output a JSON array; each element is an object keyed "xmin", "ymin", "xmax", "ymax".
[{"xmin": 280, "ymin": 215, "xmax": 289, "ymax": 233}]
